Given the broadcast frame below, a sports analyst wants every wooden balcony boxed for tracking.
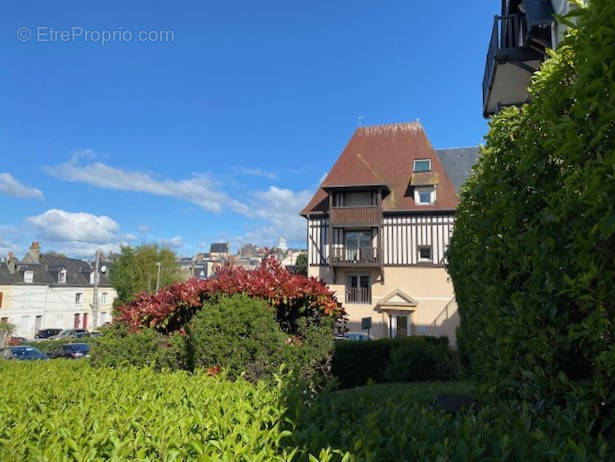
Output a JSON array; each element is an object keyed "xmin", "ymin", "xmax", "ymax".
[
  {"xmin": 330, "ymin": 206, "xmax": 381, "ymax": 226},
  {"xmin": 345, "ymin": 287, "xmax": 371, "ymax": 305},
  {"xmin": 483, "ymin": 14, "xmax": 548, "ymax": 117},
  {"xmin": 330, "ymin": 246, "xmax": 380, "ymax": 267}
]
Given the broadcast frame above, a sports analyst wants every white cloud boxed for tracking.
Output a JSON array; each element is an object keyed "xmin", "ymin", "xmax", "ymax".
[
  {"xmin": 46, "ymin": 154, "xmax": 249, "ymax": 214},
  {"xmin": 232, "ymin": 166, "xmax": 277, "ymax": 179},
  {"xmin": 0, "ymin": 173, "xmax": 44, "ymax": 200},
  {"xmin": 161, "ymin": 235, "xmax": 183, "ymax": 249},
  {"xmin": 232, "ymin": 186, "xmax": 312, "ymax": 246},
  {"xmin": 138, "ymin": 224, "xmax": 151, "ymax": 234},
  {"xmin": 27, "ymin": 209, "xmax": 120, "ymax": 244},
  {"xmin": 46, "ymin": 153, "xmax": 316, "ymax": 251},
  {"xmin": 24, "ymin": 209, "xmax": 135, "ymax": 258}
]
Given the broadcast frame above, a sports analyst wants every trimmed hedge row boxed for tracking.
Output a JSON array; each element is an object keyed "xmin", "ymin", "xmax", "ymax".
[
  {"xmin": 289, "ymin": 382, "xmax": 614, "ymax": 461},
  {"xmin": 1, "ymin": 361, "xmax": 612, "ymax": 461},
  {"xmin": 331, "ymin": 336, "xmax": 458, "ymax": 388},
  {"xmin": 0, "ymin": 361, "xmax": 298, "ymax": 461}
]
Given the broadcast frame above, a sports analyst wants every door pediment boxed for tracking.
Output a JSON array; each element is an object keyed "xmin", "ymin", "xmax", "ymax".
[{"xmin": 376, "ymin": 289, "xmax": 417, "ymax": 311}]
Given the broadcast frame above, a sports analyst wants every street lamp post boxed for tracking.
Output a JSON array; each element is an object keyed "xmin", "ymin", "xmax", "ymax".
[{"xmin": 155, "ymin": 262, "xmax": 161, "ymax": 292}]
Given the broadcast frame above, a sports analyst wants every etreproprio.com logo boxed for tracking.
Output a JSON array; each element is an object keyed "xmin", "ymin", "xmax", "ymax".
[{"xmin": 17, "ymin": 26, "xmax": 175, "ymax": 45}]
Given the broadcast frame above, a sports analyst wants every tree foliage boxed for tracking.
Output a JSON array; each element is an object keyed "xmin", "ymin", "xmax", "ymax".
[
  {"xmin": 110, "ymin": 244, "xmax": 182, "ymax": 306},
  {"xmin": 295, "ymin": 253, "xmax": 308, "ymax": 276},
  {"xmin": 447, "ymin": 0, "xmax": 615, "ymax": 432}
]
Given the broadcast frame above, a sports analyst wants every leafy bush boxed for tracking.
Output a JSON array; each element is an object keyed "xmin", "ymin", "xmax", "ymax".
[
  {"xmin": 0, "ymin": 322, "xmax": 15, "ymax": 348},
  {"xmin": 89, "ymin": 323, "xmax": 186, "ymax": 370},
  {"xmin": 0, "ymin": 361, "xmax": 301, "ymax": 461},
  {"xmin": 115, "ymin": 257, "xmax": 345, "ymax": 335},
  {"xmin": 1, "ymin": 362, "xmax": 611, "ymax": 461},
  {"xmin": 446, "ymin": 0, "xmax": 615, "ymax": 432},
  {"xmin": 332, "ymin": 336, "xmax": 458, "ymax": 388},
  {"xmin": 385, "ymin": 338, "xmax": 459, "ymax": 382},
  {"xmin": 282, "ymin": 317, "xmax": 336, "ymax": 388},
  {"xmin": 187, "ymin": 295, "xmax": 287, "ymax": 380},
  {"xmin": 288, "ymin": 382, "xmax": 614, "ymax": 461}
]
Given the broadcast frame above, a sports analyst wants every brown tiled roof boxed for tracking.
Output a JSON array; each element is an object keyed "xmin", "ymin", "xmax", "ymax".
[{"xmin": 300, "ymin": 122, "xmax": 459, "ymax": 215}]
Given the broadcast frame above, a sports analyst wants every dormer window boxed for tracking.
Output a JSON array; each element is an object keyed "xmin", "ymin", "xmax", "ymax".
[
  {"xmin": 58, "ymin": 269, "xmax": 67, "ymax": 284},
  {"xmin": 24, "ymin": 270, "xmax": 34, "ymax": 284},
  {"xmin": 415, "ymin": 186, "xmax": 436, "ymax": 205},
  {"xmin": 413, "ymin": 159, "xmax": 431, "ymax": 172}
]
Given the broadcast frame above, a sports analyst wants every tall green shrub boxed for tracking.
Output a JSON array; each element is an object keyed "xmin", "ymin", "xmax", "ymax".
[
  {"xmin": 447, "ymin": 0, "xmax": 615, "ymax": 431},
  {"xmin": 187, "ymin": 295, "xmax": 287, "ymax": 380},
  {"xmin": 332, "ymin": 336, "xmax": 457, "ymax": 388}
]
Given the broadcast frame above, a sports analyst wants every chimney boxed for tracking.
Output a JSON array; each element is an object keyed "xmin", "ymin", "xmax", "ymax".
[
  {"xmin": 7, "ymin": 253, "xmax": 17, "ymax": 274},
  {"xmin": 25, "ymin": 241, "xmax": 41, "ymax": 264}
]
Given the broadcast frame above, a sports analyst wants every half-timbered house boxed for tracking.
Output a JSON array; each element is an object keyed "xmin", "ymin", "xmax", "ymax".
[{"xmin": 300, "ymin": 122, "xmax": 478, "ymax": 345}]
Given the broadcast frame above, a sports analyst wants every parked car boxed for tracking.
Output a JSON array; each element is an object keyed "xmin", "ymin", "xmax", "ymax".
[
  {"xmin": 90, "ymin": 331, "xmax": 103, "ymax": 338},
  {"xmin": 35, "ymin": 328, "xmax": 63, "ymax": 339},
  {"xmin": 345, "ymin": 332, "xmax": 372, "ymax": 341},
  {"xmin": 8, "ymin": 336, "xmax": 27, "ymax": 345},
  {"xmin": 48, "ymin": 329, "xmax": 90, "ymax": 340},
  {"xmin": 48, "ymin": 343, "xmax": 90, "ymax": 359},
  {"xmin": 335, "ymin": 332, "xmax": 372, "ymax": 342},
  {"xmin": 0, "ymin": 346, "xmax": 48, "ymax": 360}
]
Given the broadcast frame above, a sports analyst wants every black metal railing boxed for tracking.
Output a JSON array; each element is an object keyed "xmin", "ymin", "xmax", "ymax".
[
  {"xmin": 483, "ymin": 14, "xmax": 527, "ymax": 108},
  {"xmin": 331, "ymin": 247, "xmax": 378, "ymax": 265},
  {"xmin": 345, "ymin": 287, "xmax": 371, "ymax": 305}
]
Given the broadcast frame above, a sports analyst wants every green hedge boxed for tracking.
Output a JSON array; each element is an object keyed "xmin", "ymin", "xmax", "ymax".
[
  {"xmin": 89, "ymin": 323, "xmax": 186, "ymax": 370},
  {"xmin": 0, "ymin": 361, "xmax": 298, "ymax": 460},
  {"xmin": 288, "ymin": 382, "xmax": 614, "ymax": 461},
  {"xmin": 1, "ymin": 362, "xmax": 612, "ymax": 461},
  {"xmin": 446, "ymin": 0, "xmax": 615, "ymax": 433},
  {"xmin": 331, "ymin": 336, "xmax": 458, "ymax": 388}
]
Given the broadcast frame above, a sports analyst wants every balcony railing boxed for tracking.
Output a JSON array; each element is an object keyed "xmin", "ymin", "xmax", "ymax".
[
  {"xmin": 331, "ymin": 246, "xmax": 379, "ymax": 266},
  {"xmin": 330, "ymin": 206, "xmax": 380, "ymax": 226},
  {"xmin": 483, "ymin": 14, "xmax": 527, "ymax": 109},
  {"xmin": 345, "ymin": 287, "xmax": 371, "ymax": 305}
]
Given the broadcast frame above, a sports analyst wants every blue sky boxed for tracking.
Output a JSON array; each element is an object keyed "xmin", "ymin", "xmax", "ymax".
[{"xmin": 1, "ymin": 0, "xmax": 493, "ymax": 258}]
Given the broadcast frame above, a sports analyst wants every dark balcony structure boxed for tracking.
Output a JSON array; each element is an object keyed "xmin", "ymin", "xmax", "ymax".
[
  {"xmin": 325, "ymin": 186, "xmax": 385, "ymax": 268},
  {"xmin": 483, "ymin": 0, "xmax": 556, "ymax": 117},
  {"xmin": 330, "ymin": 206, "xmax": 380, "ymax": 227},
  {"xmin": 331, "ymin": 246, "xmax": 379, "ymax": 266}
]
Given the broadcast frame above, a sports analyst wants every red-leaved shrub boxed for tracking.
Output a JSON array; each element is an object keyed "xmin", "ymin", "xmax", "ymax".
[{"xmin": 115, "ymin": 257, "xmax": 345, "ymax": 334}]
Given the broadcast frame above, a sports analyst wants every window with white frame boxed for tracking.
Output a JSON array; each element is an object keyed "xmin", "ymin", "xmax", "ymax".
[
  {"xmin": 414, "ymin": 186, "xmax": 436, "ymax": 205},
  {"xmin": 100, "ymin": 292, "xmax": 107, "ymax": 305},
  {"xmin": 58, "ymin": 269, "xmax": 67, "ymax": 284},
  {"xmin": 418, "ymin": 246, "xmax": 432, "ymax": 262},
  {"xmin": 413, "ymin": 159, "xmax": 431, "ymax": 172},
  {"xmin": 24, "ymin": 270, "xmax": 34, "ymax": 284},
  {"xmin": 75, "ymin": 293, "xmax": 82, "ymax": 305}
]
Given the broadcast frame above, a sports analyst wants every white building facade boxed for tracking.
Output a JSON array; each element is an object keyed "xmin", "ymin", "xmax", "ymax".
[{"xmin": 0, "ymin": 242, "xmax": 116, "ymax": 338}]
